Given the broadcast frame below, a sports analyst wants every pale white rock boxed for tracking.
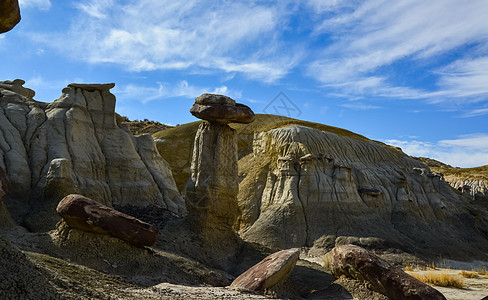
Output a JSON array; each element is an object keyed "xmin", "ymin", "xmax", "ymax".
[
  {"xmin": 0, "ymin": 81, "xmax": 185, "ymax": 231},
  {"xmin": 237, "ymin": 125, "xmax": 488, "ymax": 258}
]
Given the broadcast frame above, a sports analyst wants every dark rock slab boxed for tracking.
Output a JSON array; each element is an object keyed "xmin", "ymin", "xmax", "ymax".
[
  {"xmin": 231, "ymin": 248, "xmax": 299, "ymax": 291},
  {"xmin": 56, "ymin": 194, "xmax": 158, "ymax": 247},
  {"xmin": 330, "ymin": 244, "xmax": 446, "ymax": 300}
]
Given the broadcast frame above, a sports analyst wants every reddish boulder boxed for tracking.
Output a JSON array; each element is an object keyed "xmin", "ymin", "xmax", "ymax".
[
  {"xmin": 330, "ymin": 244, "xmax": 446, "ymax": 300},
  {"xmin": 231, "ymin": 248, "xmax": 299, "ymax": 291},
  {"xmin": 56, "ymin": 194, "xmax": 158, "ymax": 247},
  {"xmin": 0, "ymin": 0, "xmax": 21, "ymax": 33},
  {"xmin": 190, "ymin": 93, "xmax": 255, "ymax": 124}
]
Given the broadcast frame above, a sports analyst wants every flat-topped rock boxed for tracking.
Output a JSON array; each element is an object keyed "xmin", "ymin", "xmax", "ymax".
[
  {"xmin": 67, "ymin": 83, "xmax": 116, "ymax": 91},
  {"xmin": 195, "ymin": 93, "xmax": 236, "ymax": 106},
  {"xmin": 0, "ymin": 79, "xmax": 35, "ymax": 98},
  {"xmin": 190, "ymin": 93, "xmax": 255, "ymax": 124},
  {"xmin": 56, "ymin": 194, "xmax": 158, "ymax": 247}
]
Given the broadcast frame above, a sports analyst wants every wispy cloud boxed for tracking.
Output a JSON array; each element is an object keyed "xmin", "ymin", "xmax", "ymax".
[
  {"xmin": 113, "ymin": 81, "xmax": 242, "ymax": 104},
  {"xmin": 33, "ymin": 0, "xmax": 301, "ymax": 83},
  {"xmin": 383, "ymin": 133, "xmax": 488, "ymax": 167},
  {"xmin": 461, "ymin": 108, "xmax": 488, "ymax": 118},
  {"xmin": 340, "ymin": 102, "xmax": 380, "ymax": 110},
  {"xmin": 308, "ymin": 0, "xmax": 488, "ymax": 103},
  {"xmin": 19, "ymin": 0, "xmax": 51, "ymax": 10}
]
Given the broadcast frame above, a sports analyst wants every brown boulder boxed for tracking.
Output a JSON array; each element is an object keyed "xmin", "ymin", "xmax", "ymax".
[
  {"xmin": 0, "ymin": 0, "xmax": 21, "ymax": 33},
  {"xmin": 330, "ymin": 244, "xmax": 446, "ymax": 300},
  {"xmin": 190, "ymin": 94, "xmax": 254, "ymax": 124},
  {"xmin": 56, "ymin": 194, "xmax": 158, "ymax": 247},
  {"xmin": 230, "ymin": 248, "xmax": 299, "ymax": 291}
]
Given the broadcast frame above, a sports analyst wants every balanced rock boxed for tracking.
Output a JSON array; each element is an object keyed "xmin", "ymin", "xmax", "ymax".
[
  {"xmin": 190, "ymin": 93, "xmax": 254, "ymax": 124},
  {"xmin": 186, "ymin": 94, "xmax": 255, "ymax": 268},
  {"xmin": 0, "ymin": 0, "xmax": 20, "ymax": 33},
  {"xmin": 231, "ymin": 248, "xmax": 299, "ymax": 291},
  {"xmin": 56, "ymin": 194, "xmax": 158, "ymax": 247},
  {"xmin": 330, "ymin": 244, "xmax": 446, "ymax": 300}
]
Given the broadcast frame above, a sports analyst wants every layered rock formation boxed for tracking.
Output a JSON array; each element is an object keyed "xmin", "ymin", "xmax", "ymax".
[
  {"xmin": 236, "ymin": 125, "xmax": 488, "ymax": 258},
  {"xmin": 0, "ymin": 0, "xmax": 20, "ymax": 33},
  {"xmin": 0, "ymin": 80, "xmax": 185, "ymax": 231}
]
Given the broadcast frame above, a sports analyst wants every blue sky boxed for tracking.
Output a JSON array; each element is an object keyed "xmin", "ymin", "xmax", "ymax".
[{"xmin": 1, "ymin": 0, "xmax": 487, "ymax": 167}]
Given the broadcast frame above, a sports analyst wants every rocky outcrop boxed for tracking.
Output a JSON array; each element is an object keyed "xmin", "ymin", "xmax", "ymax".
[
  {"xmin": 57, "ymin": 194, "xmax": 158, "ymax": 247},
  {"xmin": 440, "ymin": 174, "xmax": 488, "ymax": 202},
  {"xmin": 0, "ymin": 80, "xmax": 185, "ymax": 231},
  {"xmin": 230, "ymin": 248, "xmax": 299, "ymax": 292},
  {"xmin": 236, "ymin": 125, "xmax": 488, "ymax": 258},
  {"xmin": 186, "ymin": 94, "xmax": 255, "ymax": 268},
  {"xmin": 0, "ymin": 237, "xmax": 58, "ymax": 299},
  {"xmin": 330, "ymin": 244, "xmax": 446, "ymax": 300},
  {"xmin": 0, "ymin": 0, "xmax": 20, "ymax": 33}
]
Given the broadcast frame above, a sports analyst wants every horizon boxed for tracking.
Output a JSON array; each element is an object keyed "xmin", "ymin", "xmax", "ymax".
[{"xmin": 1, "ymin": 0, "xmax": 487, "ymax": 167}]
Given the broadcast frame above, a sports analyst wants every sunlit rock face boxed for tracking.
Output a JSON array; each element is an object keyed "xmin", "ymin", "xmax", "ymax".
[
  {"xmin": 0, "ymin": 80, "xmax": 185, "ymax": 231},
  {"xmin": 236, "ymin": 125, "xmax": 488, "ymax": 258}
]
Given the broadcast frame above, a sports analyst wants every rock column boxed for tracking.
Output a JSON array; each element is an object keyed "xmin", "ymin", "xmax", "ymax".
[{"xmin": 186, "ymin": 94, "xmax": 254, "ymax": 265}]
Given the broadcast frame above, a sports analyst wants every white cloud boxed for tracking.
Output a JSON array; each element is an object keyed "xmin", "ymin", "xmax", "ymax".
[
  {"xmin": 461, "ymin": 108, "xmax": 488, "ymax": 118},
  {"xmin": 74, "ymin": 0, "xmax": 114, "ymax": 19},
  {"xmin": 308, "ymin": 0, "xmax": 488, "ymax": 103},
  {"xmin": 383, "ymin": 134, "xmax": 488, "ymax": 167},
  {"xmin": 340, "ymin": 102, "xmax": 380, "ymax": 110},
  {"xmin": 19, "ymin": 0, "xmax": 51, "ymax": 10},
  {"xmin": 35, "ymin": 0, "xmax": 299, "ymax": 83},
  {"xmin": 114, "ymin": 81, "xmax": 242, "ymax": 104}
]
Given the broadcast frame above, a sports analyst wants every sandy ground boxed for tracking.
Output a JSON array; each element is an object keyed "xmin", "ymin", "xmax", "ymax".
[{"xmin": 408, "ymin": 268, "xmax": 488, "ymax": 300}]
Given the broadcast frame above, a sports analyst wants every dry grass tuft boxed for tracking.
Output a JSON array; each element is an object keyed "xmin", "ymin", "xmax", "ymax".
[
  {"xmin": 408, "ymin": 272, "xmax": 464, "ymax": 289},
  {"xmin": 477, "ymin": 268, "xmax": 488, "ymax": 276},
  {"xmin": 427, "ymin": 263, "xmax": 437, "ymax": 270},
  {"xmin": 460, "ymin": 270, "xmax": 478, "ymax": 278},
  {"xmin": 403, "ymin": 265, "xmax": 414, "ymax": 272}
]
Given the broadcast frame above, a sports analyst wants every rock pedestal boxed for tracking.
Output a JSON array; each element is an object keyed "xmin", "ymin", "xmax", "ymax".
[
  {"xmin": 186, "ymin": 94, "xmax": 254, "ymax": 267},
  {"xmin": 186, "ymin": 122, "xmax": 239, "ymax": 232}
]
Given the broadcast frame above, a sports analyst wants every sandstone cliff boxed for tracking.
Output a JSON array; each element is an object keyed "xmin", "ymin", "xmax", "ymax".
[
  {"xmin": 431, "ymin": 165, "xmax": 488, "ymax": 202},
  {"xmin": 236, "ymin": 125, "xmax": 488, "ymax": 258},
  {"xmin": 154, "ymin": 115, "xmax": 488, "ymax": 260},
  {"xmin": 0, "ymin": 80, "xmax": 185, "ymax": 231}
]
